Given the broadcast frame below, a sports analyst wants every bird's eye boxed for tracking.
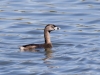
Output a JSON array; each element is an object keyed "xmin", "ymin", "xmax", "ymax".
[{"xmin": 53, "ymin": 25, "xmax": 56, "ymax": 27}]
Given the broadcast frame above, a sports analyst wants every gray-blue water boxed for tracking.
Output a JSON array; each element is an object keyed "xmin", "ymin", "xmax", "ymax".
[{"xmin": 0, "ymin": 0, "xmax": 100, "ymax": 75}]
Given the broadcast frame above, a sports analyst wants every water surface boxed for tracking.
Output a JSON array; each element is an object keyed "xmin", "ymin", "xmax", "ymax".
[{"xmin": 0, "ymin": 0, "xmax": 100, "ymax": 75}]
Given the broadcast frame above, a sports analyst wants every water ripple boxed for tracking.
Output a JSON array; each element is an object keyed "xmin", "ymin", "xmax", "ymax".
[{"xmin": 0, "ymin": 0, "xmax": 100, "ymax": 75}]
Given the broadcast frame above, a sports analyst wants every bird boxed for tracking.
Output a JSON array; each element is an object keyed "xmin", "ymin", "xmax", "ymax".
[{"xmin": 20, "ymin": 24, "xmax": 60, "ymax": 51}]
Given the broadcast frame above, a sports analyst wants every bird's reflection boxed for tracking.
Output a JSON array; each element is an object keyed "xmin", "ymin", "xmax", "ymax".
[
  {"xmin": 43, "ymin": 48, "xmax": 53, "ymax": 60},
  {"xmin": 20, "ymin": 48, "xmax": 39, "ymax": 52},
  {"xmin": 20, "ymin": 47, "xmax": 53, "ymax": 60}
]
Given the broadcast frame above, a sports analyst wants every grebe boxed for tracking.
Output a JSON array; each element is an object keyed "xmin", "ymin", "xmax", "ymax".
[{"xmin": 20, "ymin": 24, "xmax": 60, "ymax": 51}]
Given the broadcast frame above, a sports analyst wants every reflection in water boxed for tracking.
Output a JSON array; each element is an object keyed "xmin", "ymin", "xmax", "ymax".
[
  {"xmin": 43, "ymin": 48, "xmax": 53, "ymax": 60},
  {"xmin": 19, "ymin": 47, "xmax": 53, "ymax": 60},
  {"xmin": 20, "ymin": 48, "xmax": 38, "ymax": 52}
]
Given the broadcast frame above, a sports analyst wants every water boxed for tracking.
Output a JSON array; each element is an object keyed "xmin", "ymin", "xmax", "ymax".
[{"xmin": 0, "ymin": 0, "xmax": 100, "ymax": 75}]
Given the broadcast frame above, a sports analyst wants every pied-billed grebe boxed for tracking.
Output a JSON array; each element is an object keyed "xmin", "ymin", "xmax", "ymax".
[{"xmin": 20, "ymin": 24, "xmax": 60, "ymax": 51}]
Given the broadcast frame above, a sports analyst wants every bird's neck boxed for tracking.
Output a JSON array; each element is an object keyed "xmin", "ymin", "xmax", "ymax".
[{"xmin": 44, "ymin": 29, "xmax": 51, "ymax": 44}]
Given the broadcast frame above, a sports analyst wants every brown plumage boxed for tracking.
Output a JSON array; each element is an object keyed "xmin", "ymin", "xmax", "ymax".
[{"xmin": 20, "ymin": 24, "xmax": 60, "ymax": 51}]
